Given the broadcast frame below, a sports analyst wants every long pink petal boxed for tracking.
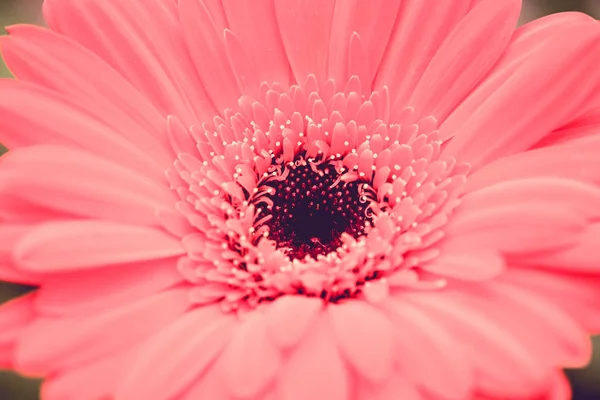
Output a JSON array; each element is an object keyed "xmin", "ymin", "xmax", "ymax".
[
  {"xmin": 0, "ymin": 145, "xmax": 175, "ymax": 226},
  {"xmin": 0, "ymin": 81, "xmax": 165, "ymax": 180},
  {"xmin": 14, "ymin": 220, "xmax": 185, "ymax": 272},
  {"xmin": 1, "ymin": 25, "xmax": 169, "ymax": 151},
  {"xmin": 467, "ymin": 135, "xmax": 600, "ymax": 191},
  {"xmin": 328, "ymin": 0, "xmax": 402, "ymax": 87},
  {"xmin": 503, "ymin": 269, "xmax": 600, "ymax": 333},
  {"xmin": 376, "ymin": 0, "xmax": 478, "ymax": 112},
  {"xmin": 383, "ymin": 298, "xmax": 472, "ymax": 399},
  {"xmin": 117, "ymin": 305, "xmax": 235, "ymax": 400},
  {"xmin": 34, "ymin": 258, "xmax": 183, "ymax": 316},
  {"xmin": 404, "ymin": 291, "xmax": 549, "ymax": 398},
  {"xmin": 15, "ymin": 289, "xmax": 190, "ymax": 375},
  {"xmin": 222, "ymin": 0, "xmax": 291, "ymax": 87},
  {"xmin": 440, "ymin": 24, "xmax": 600, "ymax": 168},
  {"xmin": 179, "ymin": 0, "xmax": 242, "ymax": 112},
  {"xmin": 265, "ymin": 295, "xmax": 323, "ymax": 349},
  {"xmin": 219, "ymin": 312, "xmax": 282, "ymax": 399},
  {"xmin": 518, "ymin": 224, "xmax": 600, "ymax": 274},
  {"xmin": 275, "ymin": 0, "xmax": 336, "ymax": 85},
  {"xmin": 44, "ymin": 0, "xmax": 214, "ymax": 125},
  {"xmin": 0, "ymin": 225, "xmax": 41, "ymax": 284},
  {"xmin": 278, "ymin": 313, "xmax": 349, "ymax": 400},
  {"xmin": 41, "ymin": 349, "xmax": 134, "ymax": 400},
  {"xmin": 409, "ymin": 0, "xmax": 520, "ymax": 121},
  {"xmin": 0, "ymin": 294, "xmax": 35, "ymax": 369},
  {"xmin": 328, "ymin": 301, "xmax": 394, "ymax": 383}
]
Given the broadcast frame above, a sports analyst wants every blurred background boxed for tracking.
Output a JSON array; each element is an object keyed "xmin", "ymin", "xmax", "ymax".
[{"xmin": 0, "ymin": 0, "xmax": 599, "ymax": 398}]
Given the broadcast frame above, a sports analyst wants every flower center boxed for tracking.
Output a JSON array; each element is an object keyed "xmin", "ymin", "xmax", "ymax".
[
  {"xmin": 255, "ymin": 157, "xmax": 374, "ymax": 260},
  {"xmin": 170, "ymin": 76, "xmax": 469, "ymax": 310}
]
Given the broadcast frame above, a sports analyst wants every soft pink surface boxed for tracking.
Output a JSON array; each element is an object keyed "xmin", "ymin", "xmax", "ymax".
[{"xmin": 1, "ymin": 0, "xmax": 600, "ymax": 399}]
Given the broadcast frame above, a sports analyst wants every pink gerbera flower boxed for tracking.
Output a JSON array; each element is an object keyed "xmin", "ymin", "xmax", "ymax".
[{"xmin": 1, "ymin": 0, "xmax": 600, "ymax": 398}]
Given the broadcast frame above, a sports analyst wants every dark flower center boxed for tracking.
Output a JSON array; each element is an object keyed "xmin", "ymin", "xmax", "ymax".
[{"xmin": 256, "ymin": 159, "xmax": 373, "ymax": 260}]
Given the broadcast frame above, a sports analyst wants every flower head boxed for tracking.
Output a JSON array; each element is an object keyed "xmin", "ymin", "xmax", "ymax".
[{"xmin": 1, "ymin": 0, "xmax": 600, "ymax": 399}]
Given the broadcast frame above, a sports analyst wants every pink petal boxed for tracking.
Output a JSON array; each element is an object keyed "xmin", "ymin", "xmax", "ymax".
[
  {"xmin": 423, "ymin": 250, "xmax": 505, "ymax": 281},
  {"xmin": 328, "ymin": 301, "xmax": 394, "ymax": 383},
  {"xmin": 357, "ymin": 373, "xmax": 422, "ymax": 400},
  {"xmin": 328, "ymin": 0, "xmax": 402, "ymax": 87},
  {"xmin": 44, "ymin": 0, "xmax": 213, "ymax": 125},
  {"xmin": 383, "ymin": 298, "xmax": 472, "ymax": 399},
  {"xmin": 222, "ymin": 0, "xmax": 290, "ymax": 86},
  {"xmin": 41, "ymin": 349, "xmax": 134, "ymax": 400},
  {"xmin": 404, "ymin": 291, "xmax": 548, "ymax": 398},
  {"xmin": 409, "ymin": 0, "xmax": 520, "ymax": 121},
  {"xmin": 219, "ymin": 312, "xmax": 282, "ymax": 399},
  {"xmin": 179, "ymin": 0, "xmax": 241, "ymax": 112},
  {"xmin": 500, "ymin": 269, "xmax": 600, "ymax": 333},
  {"xmin": 275, "ymin": 0, "xmax": 336, "ymax": 84},
  {"xmin": 14, "ymin": 220, "xmax": 184, "ymax": 272},
  {"xmin": 444, "ymin": 178, "xmax": 600, "ymax": 255},
  {"xmin": 181, "ymin": 363, "xmax": 231, "ymax": 400},
  {"xmin": 440, "ymin": 23, "xmax": 600, "ymax": 168},
  {"xmin": 117, "ymin": 305, "xmax": 235, "ymax": 400},
  {"xmin": 0, "ymin": 81, "xmax": 164, "ymax": 180},
  {"xmin": 34, "ymin": 258, "xmax": 183, "ymax": 316},
  {"xmin": 2, "ymin": 24, "xmax": 170, "ymax": 153},
  {"xmin": 0, "ymin": 294, "xmax": 35, "ymax": 369},
  {"xmin": 461, "ymin": 177, "xmax": 600, "ymax": 219},
  {"xmin": 486, "ymin": 282, "xmax": 591, "ymax": 368},
  {"xmin": 0, "ymin": 225, "xmax": 41, "ymax": 284},
  {"xmin": 467, "ymin": 135, "xmax": 600, "ymax": 191},
  {"xmin": 376, "ymin": 0, "xmax": 478, "ymax": 112},
  {"xmin": 266, "ymin": 295, "xmax": 323, "ymax": 349},
  {"xmin": 15, "ymin": 289, "xmax": 190, "ymax": 375},
  {"xmin": 443, "ymin": 203, "xmax": 584, "ymax": 255},
  {"xmin": 519, "ymin": 223, "xmax": 600, "ymax": 273},
  {"xmin": 278, "ymin": 313, "xmax": 350, "ymax": 400},
  {"xmin": 0, "ymin": 145, "xmax": 175, "ymax": 226}
]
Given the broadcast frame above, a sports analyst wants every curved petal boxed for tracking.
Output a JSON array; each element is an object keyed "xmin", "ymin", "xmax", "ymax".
[
  {"xmin": 383, "ymin": 298, "xmax": 472, "ymax": 399},
  {"xmin": 265, "ymin": 295, "xmax": 323, "ymax": 349},
  {"xmin": 222, "ymin": 0, "xmax": 290, "ymax": 87},
  {"xmin": 179, "ymin": 0, "xmax": 242, "ymax": 112},
  {"xmin": 275, "ymin": 0, "xmax": 336, "ymax": 85},
  {"xmin": 376, "ymin": 0, "xmax": 479, "ymax": 112},
  {"xmin": 440, "ymin": 23, "xmax": 600, "ymax": 168},
  {"xmin": 0, "ymin": 145, "xmax": 175, "ymax": 226},
  {"xmin": 15, "ymin": 289, "xmax": 191, "ymax": 375},
  {"xmin": 403, "ymin": 291, "xmax": 549, "ymax": 398},
  {"xmin": 14, "ymin": 220, "xmax": 185, "ymax": 272},
  {"xmin": 509, "ymin": 269, "xmax": 600, "ymax": 333},
  {"xmin": 0, "ymin": 225, "xmax": 41, "ymax": 284},
  {"xmin": 219, "ymin": 312, "xmax": 282, "ymax": 399},
  {"xmin": 43, "ymin": 0, "xmax": 215, "ymax": 125},
  {"xmin": 278, "ymin": 313, "xmax": 350, "ymax": 400},
  {"xmin": 117, "ymin": 305, "xmax": 235, "ymax": 400},
  {"xmin": 408, "ymin": 0, "xmax": 521, "ymax": 121},
  {"xmin": 0, "ymin": 294, "xmax": 36, "ymax": 369},
  {"xmin": 41, "ymin": 349, "xmax": 134, "ymax": 400},
  {"xmin": 34, "ymin": 258, "xmax": 183, "ymax": 317},
  {"xmin": 467, "ymin": 134, "xmax": 600, "ymax": 191},
  {"xmin": 1, "ymin": 25, "xmax": 169, "ymax": 151},
  {"xmin": 328, "ymin": 301, "xmax": 395, "ymax": 383},
  {"xmin": 0, "ymin": 81, "xmax": 166, "ymax": 180},
  {"xmin": 327, "ymin": 0, "xmax": 402, "ymax": 87}
]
